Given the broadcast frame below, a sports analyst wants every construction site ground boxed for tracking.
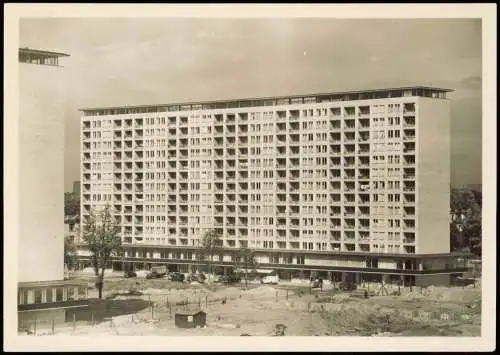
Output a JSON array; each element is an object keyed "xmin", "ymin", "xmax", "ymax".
[{"xmin": 25, "ymin": 276, "xmax": 481, "ymax": 337}]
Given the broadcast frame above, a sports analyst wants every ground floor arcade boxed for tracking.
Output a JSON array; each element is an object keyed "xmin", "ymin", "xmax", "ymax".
[{"xmin": 74, "ymin": 246, "xmax": 469, "ymax": 287}]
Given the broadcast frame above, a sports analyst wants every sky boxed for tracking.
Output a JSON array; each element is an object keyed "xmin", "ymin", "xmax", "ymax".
[{"xmin": 18, "ymin": 18, "xmax": 482, "ymax": 192}]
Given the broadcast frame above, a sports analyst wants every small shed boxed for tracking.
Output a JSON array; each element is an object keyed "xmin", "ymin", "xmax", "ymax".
[{"xmin": 174, "ymin": 310, "xmax": 207, "ymax": 329}]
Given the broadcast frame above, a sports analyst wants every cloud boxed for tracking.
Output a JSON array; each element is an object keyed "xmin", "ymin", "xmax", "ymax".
[{"xmin": 459, "ymin": 76, "xmax": 482, "ymax": 90}]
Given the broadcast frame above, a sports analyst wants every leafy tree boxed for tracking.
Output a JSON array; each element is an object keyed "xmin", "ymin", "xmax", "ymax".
[
  {"xmin": 471, "ymin": 189, "xmax": 482, "ymax": 207},
  {"xmin": 64, "ymin": 192, "xmax": 80, "ymax": 217},
  {"xmin": 201, "ymin": 229, "xmax": 222, "ymax": 277},
  {"xmin": 450, "ymin": 222, "xmax": 466, "ymax": 251},
  {"xmin": 450, "ymin": 187, "xmax": 482, "ymax": 256},
  {"xmin": 82, "ymin": 204, "xmax": 122, "ymax": 299},
  {"xmin": 235, "ymin": 247, "xmax": 258, "ymax": 288},
  {"xmin": 64, "ymin": 235, "xmax": 77, "ymax": 271},
  {"xmin": 65, "ymin": 215, "xmax": 80, "ymax": 232}
]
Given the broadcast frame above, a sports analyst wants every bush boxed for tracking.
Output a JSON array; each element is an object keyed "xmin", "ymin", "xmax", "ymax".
[{"xmin": 294, "ymin": 288, "xmax": 306, "ymax": 297}]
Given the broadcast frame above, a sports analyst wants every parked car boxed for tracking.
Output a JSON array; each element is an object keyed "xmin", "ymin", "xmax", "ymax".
[
  {"xmin": 124, "ymin": 270, "xmax": 137, "ymax": 278},
  {"xmin": 311, "ymin": 278, "xmax": 323, "ymax": 289},
  {"xmin": 135, "ymin": 270, "xmax": 150, "ymax": 279},
  {"xmin": 338, "ymin": 281, "xmax": 357, "ymax": 291},
  {"xmin": 222, "ymin": 274, "xmax": 241, "ymax": 284},
  {"xmin": 213, "ymin": 274, "xmax": 224, "ymax": 283},
  {"xmin": 146, "ymin": 270, "xmax": 163, "ymax": 279},
  {"xmin": 150, "ymin": 266, "xmax": 167, "ymax": 277},
  {"xmin": 170, "ymin": 272, "xmax": 185, "ymax": 282},
  {"xmin": 186, "ymin": 273, "xmax": 206, "ymax": 283},
  {"xmin": 261, "ymin": 274, "xmax": 279, "ymax": 285}
]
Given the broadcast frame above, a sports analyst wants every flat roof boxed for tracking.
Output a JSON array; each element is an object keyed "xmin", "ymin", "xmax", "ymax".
[
  {"xmin": 79, "ymin": 85, "xmax": 454, "ymax": 112},
  {"xmin": 114, "ymin": 244, "xmax": 471, "ymax": 259},
  {"xmin": 76, "ymin": 244, "xmax": 472, "ymax": 260},
  {"xmin": 19, "ymin": 47, "xmax": 70, "ymax": 57},
  {"xmin": 18, "ymin": 279, "xmax": 88, "ymax": 288}
]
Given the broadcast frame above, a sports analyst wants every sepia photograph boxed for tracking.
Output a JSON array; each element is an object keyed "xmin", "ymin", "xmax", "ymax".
[{"xmin": 3, "ymin": 3, "xmax": 496, "ymax": 352}]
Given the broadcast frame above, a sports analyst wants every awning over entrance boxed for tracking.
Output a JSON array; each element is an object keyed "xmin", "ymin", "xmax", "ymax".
[
  {"xmin": 254, "ymin": 269, "xmax": 274, "ymax": 274},
  {"xmin": 234, "ymin": 268, "xmax": 274, "ymax": 274}
]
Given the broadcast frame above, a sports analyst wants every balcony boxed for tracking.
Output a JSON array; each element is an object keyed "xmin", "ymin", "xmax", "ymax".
[
  {"xmin": 403, "ymin": 118, "xmax": 416, "ymax": 127},
  {"xmin": 358, "ymin": 110, "xmax": 370, "ymax": 118}
]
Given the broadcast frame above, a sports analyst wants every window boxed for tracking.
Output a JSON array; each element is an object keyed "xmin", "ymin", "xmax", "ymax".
[
  {"xmin": 34, "ymin": 289, "xmax": 42, "ymax": 304},
  {"xmin": 44, "ymin": 288, "xmax": 53, "ymax": 303},
  {"xmin": 56, "ymin": 288, "xmax": 64, "ymax": 302},
  {"xmin": 19, "ymin": 290, "xmax": 28, "ymax": 305},
  {"xmin": 67, "ymin": 287, "xmax": 75, "ymax": 301}
]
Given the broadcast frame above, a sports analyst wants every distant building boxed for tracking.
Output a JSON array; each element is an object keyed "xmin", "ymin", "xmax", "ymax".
[
  {"xmin": 64, "ymin": 191, "xmax": 73, "ymax": 201},
  {"xmin": 73, "ymin": 181, "xmax": 81, "ymax": 195},
  {"xmin": 18, "ymin": 48, "xmax": 88, "ymax": 312}
]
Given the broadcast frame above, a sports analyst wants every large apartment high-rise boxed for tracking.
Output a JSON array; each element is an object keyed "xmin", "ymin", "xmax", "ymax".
[
  {"xmin": 79, "ymin": 86, "xmax": 468, "ymax": 286},
  {"xmin": 18, "ymin": 48, "xmax": 88, "ymax": 315}
]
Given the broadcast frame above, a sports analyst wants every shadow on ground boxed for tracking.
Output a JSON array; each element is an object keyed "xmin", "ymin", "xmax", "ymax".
[{"xmin": 65, "ymin": 299, "xmax": 150, "ymax": 323}]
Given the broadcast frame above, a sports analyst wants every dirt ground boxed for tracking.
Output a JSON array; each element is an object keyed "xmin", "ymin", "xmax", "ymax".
[{"xmin": 38, "ymin": 277, "xmax": 481, "ymax": 337}]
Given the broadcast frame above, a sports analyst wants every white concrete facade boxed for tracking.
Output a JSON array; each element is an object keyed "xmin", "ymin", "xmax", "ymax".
[
  {"xmin": 18, "ymin": 49, "xmax": 68, "ymax": 283},
  {"xmin": 80, "ymin": 86, "xmax": 452, "ymax": 261}
]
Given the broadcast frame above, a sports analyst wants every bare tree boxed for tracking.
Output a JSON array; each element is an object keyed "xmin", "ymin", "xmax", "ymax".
[
  {"xmin": 235, "ymin": 247, "xmax": 257, "ymax": 288},
  {"xmin": 201, "ymin": 229, "xmax": 222, "ymax": 277},
  {"xmin": 82, "ymin": 204, "xmax": 122, "ymax": 299}
]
